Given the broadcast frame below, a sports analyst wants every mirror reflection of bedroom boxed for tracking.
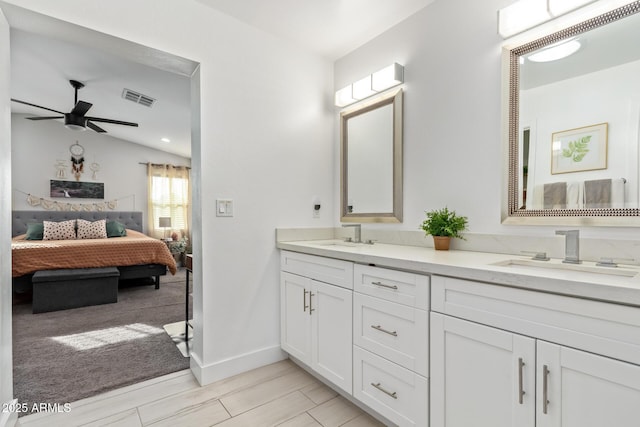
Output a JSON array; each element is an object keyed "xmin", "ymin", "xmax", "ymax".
[{"xmin": 9, "ymin": 10, "xmax": 196, "ymax": 415}]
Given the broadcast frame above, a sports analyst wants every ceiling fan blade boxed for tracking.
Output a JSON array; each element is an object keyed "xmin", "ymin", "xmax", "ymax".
[
  {"xmin": 86, "ymin": 117, "xmax": 139, "ymax": 127},
  {"xmin": 11, "ymin": 99, "xmax": 65, "ymax": 115},
  {"xmin": 86, "ymin": 121, "xmax": 107, "ymax": 133},
  {"xmin": 70, "ymin": 100, "xmax": 92, "ymax": 117},
  {"xmin": 26, "ymin": 116, "xmax": 64, "ymax": 120}
]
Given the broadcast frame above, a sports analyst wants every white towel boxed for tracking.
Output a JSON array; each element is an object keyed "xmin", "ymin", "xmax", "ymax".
[
  {"xmin": 566, "ymin": 181, "xmax": 581, "ymax": 209},
  {"xmin": 532, "ymin": 185, "xmax": 544, "ymax": 209},
  {"xmin": 611, "ymin": 178, "xmax": 625, "ymax": 208}
]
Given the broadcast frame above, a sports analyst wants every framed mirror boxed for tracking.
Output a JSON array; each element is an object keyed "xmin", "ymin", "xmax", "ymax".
[
  {"xmin": 503, "ymin": 1, "xmax": 640, "ymax": 226},
  {"xmin": 340, "ymin": 89, "xmax": 403, "ymax": 223}
]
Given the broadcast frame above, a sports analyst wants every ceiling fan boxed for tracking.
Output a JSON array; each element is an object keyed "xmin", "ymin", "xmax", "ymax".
[{"xmin": 11, "ymin": 79, "xmax": 139, "ymax": 133}]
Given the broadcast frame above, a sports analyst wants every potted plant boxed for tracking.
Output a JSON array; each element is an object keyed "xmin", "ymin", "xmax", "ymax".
[{"xmin": 420, "ymin": 207, "xmax": 468, "ymax": 250}]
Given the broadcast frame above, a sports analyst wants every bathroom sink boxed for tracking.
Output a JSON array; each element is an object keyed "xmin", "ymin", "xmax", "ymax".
[{"xmin": 490, "ymin": 258, "xmax": 640, "ymax": 280}]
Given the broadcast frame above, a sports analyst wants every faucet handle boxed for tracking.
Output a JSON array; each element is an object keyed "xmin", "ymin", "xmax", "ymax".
[
  {"xmin": 596, "ymin": 257, "xmax": 635, "ymax": 268},
  {"xmin": 521, "ymin": 251, "xmax": 550, "ymax": 261},
  {"xmin": 555, "ymin": 229, "xmax": 579, "ymax": 236}
]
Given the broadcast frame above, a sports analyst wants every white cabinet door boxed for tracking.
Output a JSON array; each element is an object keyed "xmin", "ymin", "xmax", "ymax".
[
  {"xmin": 312, "ymin": 280, "xmax": 353, "ymax": 393},
  {"xmin": 280, "ymin": 272, "xmax": 312, "ymax": 364},
  {"xmin": 537, "ymin": 341, "xmax": 640, "ymax": 427},
  {"xmin": 431, "ymin": 313, "xmax": 536, "ymax": 427}
]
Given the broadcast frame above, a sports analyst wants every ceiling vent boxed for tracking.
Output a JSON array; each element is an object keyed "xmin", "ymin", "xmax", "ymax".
[{"xmin": 122, "ymin": 88, "xmax": 155, "ymax": 108}]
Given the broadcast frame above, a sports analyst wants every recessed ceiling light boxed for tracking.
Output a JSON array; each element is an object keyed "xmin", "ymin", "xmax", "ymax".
[
  {"xmin": 161, "ymin": 137, "xmax": 171, "ymax": 143},
  {"xmin": 528, "ymin": 39, "xmax": 581, "ymax": 63}
]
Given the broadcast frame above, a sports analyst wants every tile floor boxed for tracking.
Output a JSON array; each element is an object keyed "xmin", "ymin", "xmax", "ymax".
[{"xmin": 16, "ymin": 359, "xmax": 386, "ymax": 427}]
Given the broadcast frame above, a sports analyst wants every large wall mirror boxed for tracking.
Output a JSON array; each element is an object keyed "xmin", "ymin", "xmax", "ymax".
[
  {"xmin": 340, "ymin": 89, "xmax": 403, "ymax": 223},
  {"xmin": 503, "ymin": 1, "xmax": 640, "ymax": 226}
]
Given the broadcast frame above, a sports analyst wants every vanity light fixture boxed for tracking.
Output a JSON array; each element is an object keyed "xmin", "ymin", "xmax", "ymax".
[
  {"xmin": 352, "ymin": 75, "xmax": 376, "ymax": 100},
  {"xmin": 335, "ymin": 86, "xmax": 357, "ymax": 107},
  {"xmin": 334, "ymin": 62, "xmax": 404, "ymax": 107},
  {"xmin": 160, "ymin": 137, "xmax": 171, "ymax": 143},
  {"xmin": 498, "ymin": 0, "xmax": 597, "ymax": 38},
  {"xmin": 498, "ymin": 0, "xmax": 551, "ymax": 39},
  {"xmin": 547, "ymin": 0, "xmax": 597, "ymax": 17},
  {"xmin": 528, "ymin": 38, "xmax": 581, "ymax": 62},
  {"xmin": 371, "ymin": 63, "xmax": 404, "ymax": 91}
]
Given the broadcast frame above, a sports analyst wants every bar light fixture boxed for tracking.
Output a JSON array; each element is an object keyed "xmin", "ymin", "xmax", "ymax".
[
  {"xmin": 498, "ymin": 0, "xmax": 597, "ymax": 38},
  {"xmin": 335, "ymin": 63, "xmax": 404, "ymax": 107}
]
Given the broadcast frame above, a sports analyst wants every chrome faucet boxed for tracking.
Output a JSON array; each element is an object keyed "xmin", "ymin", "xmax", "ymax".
[
  {"xmin": 556, "ymin": 230, "xmax": 581, "ymax": 264},
  {"xmin": 342, "ymin": 224, "xmax": 361, "ymax": 243}
]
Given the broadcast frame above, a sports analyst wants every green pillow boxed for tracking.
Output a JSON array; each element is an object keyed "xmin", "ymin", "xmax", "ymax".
[
  {"xmin": 25, "ymin": 222, "xmax": 44, "ymax": 240},
  {"xmin": 106, "ymin": 221, "xmax": 127, "ymax": 237}
]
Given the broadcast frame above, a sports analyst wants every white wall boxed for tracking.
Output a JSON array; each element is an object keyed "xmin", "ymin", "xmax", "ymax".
[
  {"xmin": 0, "ymin": 0, "xmax": 334, "ymax": 386},
  {"xmin": 11, "ymin": 114, "xmax": 190, "ymax": 232},
  {"xmin": 334, "ymin": 0, "xmax": 640, "ymax": 240}
]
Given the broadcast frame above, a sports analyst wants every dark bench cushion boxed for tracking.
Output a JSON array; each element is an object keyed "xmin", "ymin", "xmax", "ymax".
[
  {"xmin": 33, "ymin": 267, "xmax": 120, "ymax": 282},
  {"xmin": 32, "ymin": 267, "xmax": 120, "ymax": 313}
]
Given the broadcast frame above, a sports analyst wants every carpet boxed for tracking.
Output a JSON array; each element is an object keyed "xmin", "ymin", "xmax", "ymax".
[{"xmin": 12, "ymin": 269, "xmax": 191, "ymax": 415}]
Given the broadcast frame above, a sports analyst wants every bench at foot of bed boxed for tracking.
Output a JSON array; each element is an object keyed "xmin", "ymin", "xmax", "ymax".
[{"xmin": 32, "ymin": 267, "xmax": 120, "ymax": 313}]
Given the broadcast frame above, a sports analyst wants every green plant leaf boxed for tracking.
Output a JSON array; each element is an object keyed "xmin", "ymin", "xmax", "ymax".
[
  {"xmin": 419, "ymin": 207, "xmax": 468, "ymax": 239},
  {"xmin": 561, "ymin": 135, "xmax": 591, "ymax": 163}
]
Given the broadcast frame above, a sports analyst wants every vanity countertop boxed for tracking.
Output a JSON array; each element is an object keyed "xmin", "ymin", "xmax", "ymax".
[{"xmin": 277, "ymin": 239, "xmax": 640, "ymax": 307}]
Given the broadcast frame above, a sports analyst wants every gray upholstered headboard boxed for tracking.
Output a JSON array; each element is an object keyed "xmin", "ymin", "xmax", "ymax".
[{"xmin": 12, "ymin": 211, "xmax": 143, "ymax": 237}]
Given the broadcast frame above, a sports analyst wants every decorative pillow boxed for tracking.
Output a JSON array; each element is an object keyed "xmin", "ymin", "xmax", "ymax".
[
  {"xmin": 106, "ymin": 220, "xmax": 127, "ymax": 238},
  {"xmin": 25, "ymin": 222, "xmax": 44, "ymax": 240},
  {"xmin": 43, "ymin": 220, "xmax": 76, "ymax": 241},
  {"xmin": 77, "ymin": 219, "xmax": 108, "ymax": 239}
]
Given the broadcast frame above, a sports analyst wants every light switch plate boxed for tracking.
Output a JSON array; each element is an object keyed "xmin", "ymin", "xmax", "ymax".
[{"xmin": 216, "ymin": 199, "xmax": 233, "ymax": 217}]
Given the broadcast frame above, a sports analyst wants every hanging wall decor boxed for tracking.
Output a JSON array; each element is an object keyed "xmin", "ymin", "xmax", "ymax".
[
  {"xmin": 69, "ymin": 141, "xmax": 85, "ymax": 181},
  {"xmin": 90, "ymin": 162, "xmax": 101, "ymax": 180},
  {"xmin": 50, "ymin": 179, "xmax": 104, "ymax": 199},
  {"xmin": 17, "ymin": 189, "xmax": 134, "ymax": 212},
  {"xmin": 55, "ymin": 159, "xmax": 69, "ymax": 179}
]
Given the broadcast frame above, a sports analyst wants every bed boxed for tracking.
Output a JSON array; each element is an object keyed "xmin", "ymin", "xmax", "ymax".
[{"xmin": 11, "ymin": 211, "xmax": 177, "ymax": 293}]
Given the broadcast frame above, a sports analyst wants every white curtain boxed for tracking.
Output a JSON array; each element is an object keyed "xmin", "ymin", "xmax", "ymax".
[{"xmin": 147, "ymin": 164, "xmax": 191, "ymax": 241}]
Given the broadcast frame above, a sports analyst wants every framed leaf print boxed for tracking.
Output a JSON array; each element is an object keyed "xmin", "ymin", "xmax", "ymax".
[{"xmin": 551, "ymin": 123, "xmax": 608, "ymax": 174}]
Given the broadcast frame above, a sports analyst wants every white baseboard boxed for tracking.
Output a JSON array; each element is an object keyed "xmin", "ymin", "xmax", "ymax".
[
  {"xmin": 0, "ymin": 399, "xmax": 18, "ymax": 427},
  {"xmin": 190, "ymin": 345, "xmax": 287, "ymax": 386}
]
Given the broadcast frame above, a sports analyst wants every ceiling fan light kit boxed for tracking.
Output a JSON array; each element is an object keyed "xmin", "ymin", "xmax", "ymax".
[
  {"xmin": 11, "ymin": 79, "xmax": 139, "ymax": 133},
  {"xmin": 64, "ymin": 113, "xmax": 87, "ymax": 131}
]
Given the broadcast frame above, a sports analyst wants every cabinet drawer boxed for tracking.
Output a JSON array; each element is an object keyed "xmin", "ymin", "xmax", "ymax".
[
  {"xmin": 354, "ymin": 293, "xmax": 428, "ymax": 377},
  {"xmin": 353, "ymin": 346, "xmax": 428, "ymax": 427},
  {"xmin": 354, "ymin": 264, "xmax": 429, "ymax": 309},
  {"xmin": 281, "ymin": 250, "xmax": 353, "ymax": 289},
  {"xmin": 431, "ymin": 275, "xmax": 640, "ymax": 366}
]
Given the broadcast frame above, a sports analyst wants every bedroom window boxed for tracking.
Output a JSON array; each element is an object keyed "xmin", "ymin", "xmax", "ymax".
[{"xmin": 147, "ymin": 164, "xmax": 190, "ymax": 240}]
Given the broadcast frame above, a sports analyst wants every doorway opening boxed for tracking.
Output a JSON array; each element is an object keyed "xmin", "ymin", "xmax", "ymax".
[{"xmin": 3, "ymin": 3, "xmax": 201, "ymax": 413}]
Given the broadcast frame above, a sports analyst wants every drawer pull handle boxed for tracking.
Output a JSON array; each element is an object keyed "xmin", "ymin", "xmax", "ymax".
[
  {"xmin": 303, "ymin": 290, "xmax": 309, "ymax": 312},
  {"xmin": 542, "ymin": 365, "xmax": 550, "ymax": 414},
  {"xmin": 309, "ymin": 292, "xmax": 315, "ymax": 315},
  {"xmin": 518, "ymin": 357, "xmax": 525, "ymax": 404},
  {"xmin": 371, "ymin": 324, "xmax": 398, "ymax": 337},
  {"xmin": 371, "ymin": 281, "xmax": 398, "ymax": 290},
  {"xmin": 371, "ymin": 382, "xmax": 398, "ymax": 399}
]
